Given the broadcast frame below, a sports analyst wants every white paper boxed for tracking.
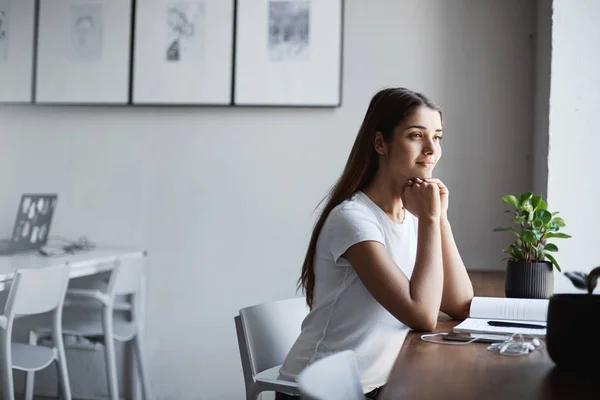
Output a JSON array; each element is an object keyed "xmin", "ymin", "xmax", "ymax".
[
  {"xmin": 453, "ymin": 318, "xmax": 546, "ymax": 337},
  {"xmin": 469, "ymin": 297, "xmax": 549, "ymax": 322}
]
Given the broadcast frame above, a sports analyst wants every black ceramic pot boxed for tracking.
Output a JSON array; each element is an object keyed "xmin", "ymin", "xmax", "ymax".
[
  {"xmin": 546, "ymin": 294, "xmax": 600, "ymax": 371},
  {"xmin": 505, "ymin": 260, "xmax": 553, "ymax": 299}
]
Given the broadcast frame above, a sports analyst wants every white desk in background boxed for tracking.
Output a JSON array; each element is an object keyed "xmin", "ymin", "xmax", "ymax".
[
  {"xmin": 0, "ymin": 246, "xmax": 147, "ymax": 290},
  {"xmin": 0, "ymin": 246, "xmax": 148, "ymax": 400}
]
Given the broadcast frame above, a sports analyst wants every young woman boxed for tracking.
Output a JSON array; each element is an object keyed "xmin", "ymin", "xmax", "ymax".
[{"xmin": 276, "ymin": 87, "xmax": 474, "ymax": 399}]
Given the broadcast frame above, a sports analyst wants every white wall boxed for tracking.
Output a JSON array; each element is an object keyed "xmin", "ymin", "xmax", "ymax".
[
  {"xmin": 0, "ymin": 1, "xmax": 536, "ymax": 398},
  {"xmin": 547, "ymin": 0, "xmax": 600, "ymax": 293},
  {"xmin": 533, "ymin": 0, "xmax": 552, "ymax": 199}
]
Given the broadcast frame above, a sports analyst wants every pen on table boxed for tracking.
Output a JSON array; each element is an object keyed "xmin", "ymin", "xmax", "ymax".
[{"xmin": 487, "ymin": 321, "xmax": 546, "ymax": 329}]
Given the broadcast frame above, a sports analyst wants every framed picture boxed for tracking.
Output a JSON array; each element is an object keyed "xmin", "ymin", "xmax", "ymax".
[
  {"xmin": 35, "ymin": 0, "xmax": 133, "ymax": 104},
  {"xmin": 0, "ymin": 0, "xmax": 36, "ymax": 103},
  {"xmin": 132, "ymin": 0, "xmax": 234, "ymax": 105},
  {"xmin": 234, "ymin": 0, "xmax": 343, "ymax": 107}
]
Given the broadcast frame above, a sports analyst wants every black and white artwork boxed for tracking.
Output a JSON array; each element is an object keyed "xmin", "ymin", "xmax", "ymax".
[
  {"xmin": 234, "ymin": 0, "xmax": 342, "ymax": 106},
  {"xmin": 132, "ymin": 0, "xmax": 233, "ymax": 105},
  {"xmin": 268, "ymin": 1, "xmax": 309, "ymax": 61},
  {"xmin": 0, "ymin": 1, "xmax": 9, "ymax": 62},
  {"xmin": 0, "ymin": 0, "xmax": 35, "ymax": 103},
  {"xmin": 69, "ymin": 3, "xmax": 103, "ymax": 62},
  {"xmin": 166, "ymin": 2, "xmax": 205, "ymax": 62},
  {"xmin": 35, "ymin": 0, "xmax": 132, "ymax": 103}
]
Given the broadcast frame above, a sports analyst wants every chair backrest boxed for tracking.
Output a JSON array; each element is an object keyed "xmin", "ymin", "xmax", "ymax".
[
  {"xmin": 297, "ymin": 350, "xmax": 363, "ymax": 400},
  {"xmin": 238, "ymin": 297, "xmax": 309, "ymax": 376},
  {"xmin": 106, "ymin": 256, "xmax": 144, "ymax": 296},
  {"xmin": 5, "ymin": 265, "xmax": 70, "ymax": 318}
]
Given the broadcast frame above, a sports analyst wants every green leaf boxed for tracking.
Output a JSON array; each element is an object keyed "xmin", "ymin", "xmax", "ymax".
[
  {"xmin": 512, "ymin": 215, "xmax": 526, "ymax": 225},
  {"xmin": 564, "ymin": 271, "xmax": 588, "ymax": 290},
  {"xmin": 588, "ymin": 266, "xmax": 600, "ymax": 294},
  {"xmin": 544, "ymin": 252, "xmax": 562, "ymax": 272},
  {"xmin": 520, "ymin": 192, "xmax": 533, "ymax": 205},
  {"xmin": 544, "ymin": 243, "xmax": 558, "ymax": 252},
  {"xmin": 522, "ymin": 229, "xmax": 536, "ymax": 244},
  {"xmin": 537, "ymin": 200, "xmax": 547, "ymax": 210},
  {"xmin": 526, "ymin": 208, "xmax": 534, "ymax": 223},
  {"xmin": 501, "ymin": 195, "xmax": 519, "ymax": 208},
  {"xmin": 553, "ymin": 217, "xmax": 566, "ymax": 227},
  {"xmin": 545, "ymin": 232, "xmax": 572, "ymax": 239},
  {"xmin": 533, "ymin": 219, "xmax": 543, "ymax": 229},
  {"xmin": 504, "ymin": 210, "xmax": 513, "ymax": 213},
  {"xmin": 535, "ymin": 209, "xmax": 552, "ymax": 225},
  {"xmin": 502, "ymin": 248, "xmax": 517, "ymax": 259},
  {"xmin": 530, "ymin": 195, "xmax": 542, "ymax": 211},
  {"xmin": 493, "ymin": 227, "xmax": 513, "ymax": 232},
  {"xmin": 510, "ymin": 243, "xmax": 523, "ymax": 259},
  {"xmin": 551, "ymin": 211, "xmax": 559, "ymax": 216},
  {"xmin": 537, "ymin": 244, "xmax": 545, "ymax": 255}
]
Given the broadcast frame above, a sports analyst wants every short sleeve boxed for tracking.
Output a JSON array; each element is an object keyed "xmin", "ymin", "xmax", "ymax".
[{"xmin": 321, "ymin": 203, "xmax": 386, "ymax": 265}]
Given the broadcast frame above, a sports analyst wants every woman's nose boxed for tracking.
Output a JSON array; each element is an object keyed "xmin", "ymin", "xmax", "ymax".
[{"xmin": 422, "ymin": 140, "xmax": 435, "ymax": 155}]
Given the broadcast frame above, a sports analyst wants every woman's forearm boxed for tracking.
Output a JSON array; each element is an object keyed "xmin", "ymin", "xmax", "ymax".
[
  {"xmin": 409, "ymin": 217, "xmax": 444, "ymax": 330},
  {"xmin": 439, "ymin": 218, "xmax": 474, "ymax": 319}
]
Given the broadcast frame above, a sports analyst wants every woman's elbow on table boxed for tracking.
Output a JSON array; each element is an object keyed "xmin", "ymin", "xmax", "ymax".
[
  {"xmin": 404, "ymin": 311, "xmax": 438, "ymax": 332},
  {"xmin": 443, "ymin": 298, "xmax": 472, "ymax": 320}
]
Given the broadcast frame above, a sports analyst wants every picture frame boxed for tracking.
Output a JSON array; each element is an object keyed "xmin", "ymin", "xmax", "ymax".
[
  {"xmin": 35, "ymin": 0, "xmax": 133, "ymax": 104},
  {"xmin": 132, "ymin": 0, "xmax": 235, "ymax": 105},
  {"xmin": 233, "ymin": 0, "xmax": 343, "ymax": 107},
  {"xmin": 0, "ymin": 0, "xmax": 36, "ymax": 103}
]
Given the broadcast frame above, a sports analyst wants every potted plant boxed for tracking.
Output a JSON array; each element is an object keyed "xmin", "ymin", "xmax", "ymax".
[
  {"xmin": 493, "ymin": 192, "xmax": 571, "ymax": 299},
  {"xmin": 546, "ymin": 267, "xmax": 600, "ymax": 371}
]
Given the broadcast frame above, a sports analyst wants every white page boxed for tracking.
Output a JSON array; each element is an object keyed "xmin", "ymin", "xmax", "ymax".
[
  {"xmin": 453, "ymin": 318, "xmax": 546, "ymax": 336},
  {"xmin": 469, "ymin": 297, "xmax": 549, "ymax": 322}
]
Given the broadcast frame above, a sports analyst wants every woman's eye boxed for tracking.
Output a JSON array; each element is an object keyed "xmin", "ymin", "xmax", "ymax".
[
  {"xmin": 409, "ymin": 133, "xmax": 422, "ymax": 139},
  {"xmin": 435, "ymin": 135, "xmax": 443, "ymax": 141}
]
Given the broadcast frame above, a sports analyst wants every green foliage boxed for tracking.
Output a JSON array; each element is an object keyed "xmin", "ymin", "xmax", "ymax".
[
  {"xmin": 564, "ymin": 267, "xmax": 600, "ymax": 295},
  {"xmin": 493, "ymin": 192, "xmax": 571, "ymax": 272}
]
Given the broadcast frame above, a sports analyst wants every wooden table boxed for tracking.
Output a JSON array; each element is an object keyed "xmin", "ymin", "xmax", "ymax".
[{"xmin": 380, "ymin": 271, "xmax": 600, "ymax": 400}]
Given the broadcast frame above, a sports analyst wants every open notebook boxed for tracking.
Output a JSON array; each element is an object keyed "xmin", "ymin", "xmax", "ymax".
[{"xmin": 453, "ymin": 297, "xmax": 549, "ymax": 337}]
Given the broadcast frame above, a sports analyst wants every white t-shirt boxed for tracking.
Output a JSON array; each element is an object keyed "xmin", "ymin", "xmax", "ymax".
[{"xmin": 279, "ymin": 191, "xmax": 418, "ymax": 392}]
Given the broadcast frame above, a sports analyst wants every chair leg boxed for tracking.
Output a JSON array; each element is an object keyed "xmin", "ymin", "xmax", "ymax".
[
  {"xmin": 24, "ymin": 331, "xmax": 38, "ymax": 400},
  {"xmin": 54, "ymin": 332, "xmax": 72, "ymax": 400},
  {"xmin": 102, "ymin": 310, "xmax": 120, "ymax": 400},
  {"xmin": 0, "ymin": 330, "xmax": 15, "ymax": 400},
  {"xmin": 132, "ymin": 335, "xmax": 152, "ymax": 400}
]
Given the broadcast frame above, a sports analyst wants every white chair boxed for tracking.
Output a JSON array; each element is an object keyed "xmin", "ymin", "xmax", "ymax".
[
  {"xmin": 235, "ymin": 297, "xmax": 309, "ymax": 400},
  {"xmin": 297, "ymin": 350, "xmax": 363, "ymax": 400},
  {"xmin": 27, "ymin": 257, "xmax": 152, "ymax": 400},
  {"xmin": 0, "ymin": 266, "xmax": 71, "ymax": 400}
]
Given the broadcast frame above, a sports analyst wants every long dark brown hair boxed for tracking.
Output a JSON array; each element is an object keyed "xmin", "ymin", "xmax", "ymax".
[{"xmin": 298, "ymin": 87, "xmax": 442, "ymax": 309}]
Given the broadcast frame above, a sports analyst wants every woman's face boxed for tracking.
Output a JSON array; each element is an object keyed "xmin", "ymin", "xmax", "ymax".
[{"xmin": 375, "ymin": 105, "xmax": 443, "ymax": 182}]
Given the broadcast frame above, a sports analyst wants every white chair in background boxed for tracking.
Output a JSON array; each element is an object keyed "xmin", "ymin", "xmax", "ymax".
[
  {"xmin": 27, "ymin": 257, "xmax": 152, "ymax": 400},
  {"xmin": 297, "ymin": 350, "xmax": 363, "ymax": 400},
  {"xmin": 235, "ymin": 297, "xmax": 309, "ymax": 400},
  {"xmin": 0, "ymin": 265, "xmax": 71, "ymax": 400}
]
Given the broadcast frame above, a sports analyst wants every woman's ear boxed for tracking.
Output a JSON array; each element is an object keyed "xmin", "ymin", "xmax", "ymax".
[{"xmin": 373, "ymin": 131, "xmax": 387, "ymax": 156}]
